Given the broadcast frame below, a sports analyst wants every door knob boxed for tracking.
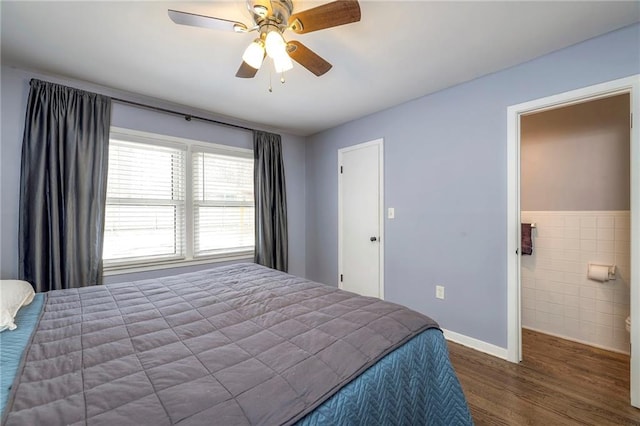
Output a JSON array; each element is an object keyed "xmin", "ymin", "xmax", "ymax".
[{"xmin": 370, "ymin": 236, "xmax": 377, "ymax": 242}]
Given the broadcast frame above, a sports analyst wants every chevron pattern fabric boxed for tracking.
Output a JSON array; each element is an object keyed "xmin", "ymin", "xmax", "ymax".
[{"xmin": 297, "ymin": 329, "xmax": 473, "ymax": 426}]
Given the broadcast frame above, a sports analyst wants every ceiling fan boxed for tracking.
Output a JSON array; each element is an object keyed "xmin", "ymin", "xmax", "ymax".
[{"xmin": 168, "ymin": 0, "xmax": 361, "ymax": 80}]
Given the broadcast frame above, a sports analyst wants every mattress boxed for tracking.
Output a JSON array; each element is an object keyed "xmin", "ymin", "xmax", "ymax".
[{"xmin": 1, "ymin": 264, "xmax": 472, "ymax": 425}]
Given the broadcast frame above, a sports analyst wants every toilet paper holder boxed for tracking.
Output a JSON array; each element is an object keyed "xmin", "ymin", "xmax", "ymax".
[{"xmin": 587, "ymin": 263, "xmax": 616, "ymax": 281}]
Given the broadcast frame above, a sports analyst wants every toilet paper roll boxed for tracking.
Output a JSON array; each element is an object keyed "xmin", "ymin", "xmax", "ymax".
[{"xmin": 588, "ymin": 264, "xmax": 609, "ymax": 282}]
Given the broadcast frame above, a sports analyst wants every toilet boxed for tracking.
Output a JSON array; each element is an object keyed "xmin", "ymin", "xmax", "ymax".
[{"xmin": 626, "ymin": 316, "xmax": 631, "ymax": 333}]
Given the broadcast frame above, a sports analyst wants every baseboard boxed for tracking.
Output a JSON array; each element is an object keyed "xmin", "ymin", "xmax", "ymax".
[{"xmin": 442, "ymin": 328, "xmax": 508, "ymax": 360}]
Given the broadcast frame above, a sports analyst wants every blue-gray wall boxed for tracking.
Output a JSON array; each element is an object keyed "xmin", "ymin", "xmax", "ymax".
[
  {"xmin": 0, "ymin": 66, "xmax": 306, "ymax": 281},
  {"xmin": 305, "ymin": 24, "xmax": 640, "ymax": 348}
]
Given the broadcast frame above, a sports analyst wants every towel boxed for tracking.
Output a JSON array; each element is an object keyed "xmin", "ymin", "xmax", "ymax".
[{"xmin": 521, "ymin": 223, "xmax": 533, "ymax": 255}]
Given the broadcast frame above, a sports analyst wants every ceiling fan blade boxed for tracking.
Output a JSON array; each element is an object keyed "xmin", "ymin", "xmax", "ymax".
[
  {"xmin": 236, "ymin": 61, "xmax": 259, "ymax": 78},
  {"xmin": 168, "ymin": 9, "xmax": 248, "ymax": 32},
  {"xmin": 288, "ymin": 0, "xmax": 361, "ymax": 34},
  {"xmin": 287, "ymin": 41, "xmax": 332, "ymax": 76}
]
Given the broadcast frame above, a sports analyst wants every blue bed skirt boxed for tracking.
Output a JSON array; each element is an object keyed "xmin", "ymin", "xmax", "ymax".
[{"xmin": 297, "ymin": 328, "xmax": 473, "ymax": 425}]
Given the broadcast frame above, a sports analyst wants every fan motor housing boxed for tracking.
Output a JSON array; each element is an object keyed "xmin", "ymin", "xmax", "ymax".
[{"xmin": 248, "ymin": 0, "xmax": 293, "ymax": 29}]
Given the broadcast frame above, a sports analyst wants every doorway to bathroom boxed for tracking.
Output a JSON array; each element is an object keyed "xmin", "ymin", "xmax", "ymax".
[
  {"xmin": 506, "ymin": 75, "xmax": 639, "ymax": 407},
  {"xmin": 521, "ymin": 94, "xmax": 632, "ymax": 396}
]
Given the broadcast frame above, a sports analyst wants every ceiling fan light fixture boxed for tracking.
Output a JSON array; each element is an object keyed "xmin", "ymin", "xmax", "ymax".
[
  {"xmin": 168, "ymin": 0, "xmax": 362, "ymax": 80},
  {"xmin": 264, "ymin": 30, "xmax": 287, "ymax": 59},
  {"xmin": 242, "ymin": 39, "xmax": 265, "ymax": 69}
]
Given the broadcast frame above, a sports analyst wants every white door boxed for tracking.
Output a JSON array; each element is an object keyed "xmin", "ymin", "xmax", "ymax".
[{"xmin": 338, "ymin": 139, "xmax": 383, "ymax": 298}]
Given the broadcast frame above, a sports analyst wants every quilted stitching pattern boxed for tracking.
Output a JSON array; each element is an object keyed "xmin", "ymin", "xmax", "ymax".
[
  {"xmin": 4, "ymin": 264, "xmax": 438, "ymax": 426},
  {"xmin": 297, "ymin": 330, "xmax": 473, "ymax": 426}
]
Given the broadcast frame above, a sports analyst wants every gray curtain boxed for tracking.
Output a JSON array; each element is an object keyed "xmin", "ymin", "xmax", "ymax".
[
  {"xmin": 19, "ymin": 79, "xmax": 111, "ymax": 292},
  {"xmin": 253, "ymin": 131, "xmax": 288, "ymax": 272}
]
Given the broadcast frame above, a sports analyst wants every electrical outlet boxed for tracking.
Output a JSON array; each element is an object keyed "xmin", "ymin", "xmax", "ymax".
[{"xmin": 435, "ymin": 285, "xmax": 445, "ymax": 300}]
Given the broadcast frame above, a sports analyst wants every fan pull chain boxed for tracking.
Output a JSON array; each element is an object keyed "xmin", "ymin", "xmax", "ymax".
[{"xmin": 267, "ymin": 61, "xmax": 287, "ymax": 91}]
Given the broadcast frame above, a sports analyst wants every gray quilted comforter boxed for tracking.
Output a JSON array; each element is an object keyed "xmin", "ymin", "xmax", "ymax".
[{"xmin": 3, "ymin": 263, "xmax": 439, "ymax": 425}]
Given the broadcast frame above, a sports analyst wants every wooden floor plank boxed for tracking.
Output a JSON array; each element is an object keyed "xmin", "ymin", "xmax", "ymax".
[{"xmin": 448, "ymin": 329, "xmax": 640, "ymax": 425}]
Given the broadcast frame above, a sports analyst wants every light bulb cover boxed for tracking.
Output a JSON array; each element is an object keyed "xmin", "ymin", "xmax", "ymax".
[
  {"xmin": 242, "ymin": 39, "xmax": 264, "ymax": 70},
  {"xmin": 274, "ymin": 54, "xmax": 293, "ymax": 73},
  {"xmin": 265, "ymin": 30, "xmax": 286, "ymax": 59}
]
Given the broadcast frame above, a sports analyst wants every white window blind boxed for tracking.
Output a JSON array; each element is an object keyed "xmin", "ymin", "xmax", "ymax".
[
  {"xmin": 103, "ymin": 128, "xmax": 255, "ymax": 271},
  {"xmin": 103, "ymin": 139, "xmax": 186, "ymax": 265},
  {"xmin": 192, "ymin": 149, "xmax": 254, "ymax": 257}
]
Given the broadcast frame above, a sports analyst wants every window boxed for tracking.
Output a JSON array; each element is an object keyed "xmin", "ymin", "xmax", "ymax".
[
  {"xmin": 103, "ymin": 139, "xmax": 185, "ymax": 264},
  {"xmin": 193, "ymin": 150, "xmax": 254, "ymax": 257},
  {"xmin": 103, "ymin": 129, "xmax": 254, "ymax": 270}
]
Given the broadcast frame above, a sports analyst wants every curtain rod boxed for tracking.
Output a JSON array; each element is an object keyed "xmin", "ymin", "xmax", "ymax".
[
  {"xmin": 28, "ymin": 79, "xmax": 255, "ymax": 133},
  {"xmin": 111, "ymin": 97, "xmax": 255, "ymax": 133}
]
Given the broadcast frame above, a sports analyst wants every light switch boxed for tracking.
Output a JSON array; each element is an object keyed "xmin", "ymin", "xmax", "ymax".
[{"xmin": 388, "ymin": 207, "xmax": 395, "ymax": 219}]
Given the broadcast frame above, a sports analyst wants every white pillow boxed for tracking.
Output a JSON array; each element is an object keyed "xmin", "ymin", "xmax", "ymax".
[{"xmin": 0, "ymin": 280, "xmax": 35, "ymax": 332}]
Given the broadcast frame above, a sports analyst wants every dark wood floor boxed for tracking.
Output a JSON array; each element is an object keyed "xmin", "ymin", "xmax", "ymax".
[{"xmin": 448, "ymin": 329, "xmax": 640, "ymax": 425}]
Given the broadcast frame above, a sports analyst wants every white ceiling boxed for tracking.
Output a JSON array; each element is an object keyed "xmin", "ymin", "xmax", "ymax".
[{"xmin": 2, "ymin": 1, "xmax": 639, "ymax": 136}]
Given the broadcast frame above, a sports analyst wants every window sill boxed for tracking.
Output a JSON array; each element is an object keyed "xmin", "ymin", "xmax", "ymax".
[{"xmin": 103, "ymin": 253, "xmax": 254, "ymax": 276}]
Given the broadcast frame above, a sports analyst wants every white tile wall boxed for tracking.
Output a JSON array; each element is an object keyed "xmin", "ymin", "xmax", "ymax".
[{"xmin": 521, "ymin": 211, "xmax": 631, "ymax": 354}]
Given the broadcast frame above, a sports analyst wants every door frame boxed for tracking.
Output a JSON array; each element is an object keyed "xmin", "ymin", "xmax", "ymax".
[
  {"xmin": 506, "ymin": 74, "xmax": 639, "ymax": 406},
  {"xmin": 338, "ymin": 138, "xmax": 385, "ymax": 298}
]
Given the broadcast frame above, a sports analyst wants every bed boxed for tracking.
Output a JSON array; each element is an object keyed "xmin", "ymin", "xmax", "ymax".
[{"xmin": 1, "ymin": 263, "xmax": 472, "ymax": 425}]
